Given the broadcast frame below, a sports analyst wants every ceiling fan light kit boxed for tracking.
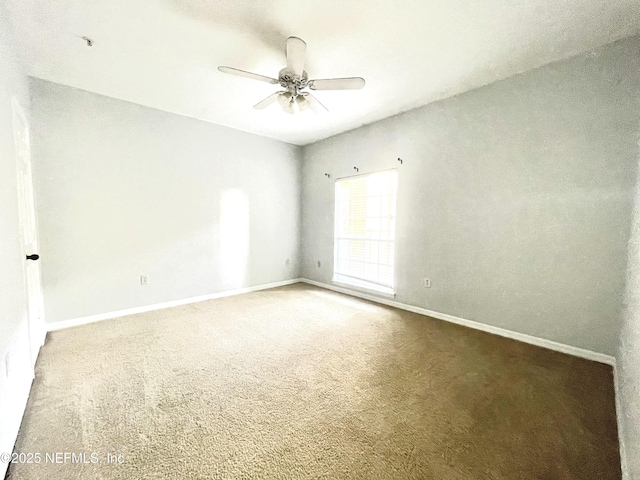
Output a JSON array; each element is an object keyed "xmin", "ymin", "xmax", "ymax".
[{"xmin": 218, "ymin": 36, "xmax": 365, "ymax": 114}]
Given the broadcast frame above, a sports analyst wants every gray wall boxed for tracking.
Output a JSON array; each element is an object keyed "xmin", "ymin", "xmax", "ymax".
[
  {"xmin": 301, "ymin": 36, "xmax": 640, "ymax": 356},
  {"xmin": 0, "ymin": 6, "xmax": 32, "ymax": 477},
  {"xmin": 618, "ymin": 124, "xmax": 640, "ymax": 480},
  {"xmin": 30, "ymin": 79, "xmax": 301, "ymax": 323}
]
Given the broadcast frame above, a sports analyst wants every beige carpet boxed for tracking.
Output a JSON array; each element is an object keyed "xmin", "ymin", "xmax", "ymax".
[{"xmin": 7, "ymin": 283, "xmax": 620, "ymax": 479}]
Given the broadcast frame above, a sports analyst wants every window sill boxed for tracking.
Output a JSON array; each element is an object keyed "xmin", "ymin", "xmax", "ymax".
[{"xmin": 331, "ymin": 280, "xmax": 396, "ymax": 299}]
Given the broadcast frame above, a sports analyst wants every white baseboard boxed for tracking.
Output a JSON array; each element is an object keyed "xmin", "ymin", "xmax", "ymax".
[
  {"xmin": 46, "ymin": 278, "xmax": 303, "ymax": 332},
  {"xmin": 0, "ymin": 358, "xmax": 36, "ymax": 480},
  {"xmin": 614, "ymin": 362, "xmax": 629, "ymax": 480},
  {"xmin": 300, "ymin": 278, "xmax": 616, "ymax": 366}
]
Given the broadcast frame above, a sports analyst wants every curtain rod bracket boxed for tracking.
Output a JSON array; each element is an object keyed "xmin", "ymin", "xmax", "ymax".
[{"xmin": 354, "ymin": 167, "xmax": 359, "ymax": 172}]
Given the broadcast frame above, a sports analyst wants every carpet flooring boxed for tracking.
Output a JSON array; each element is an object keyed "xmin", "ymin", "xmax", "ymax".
[{"xmin": 7, "ymin": 283, "xmax": 620, "ymax": 479}]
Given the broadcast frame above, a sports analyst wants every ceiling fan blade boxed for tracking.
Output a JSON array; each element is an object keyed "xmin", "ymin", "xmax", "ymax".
[
  {"xmin": 218, "ymin": 66, "xmax": 279, "ymax": 84},
  {"xmin": 304, "ymin": 93, "xmax": 328, "ymax": 113},
  {"xmin": 286, "ymin": 36, "xmax": 306, "ymax": 76},
  {"xmin": 253, "ymin": 92, "xmax": 282, "ymax": 110},
  {"xmin": 308, "ymin": 77, "xmax": 365, "ymax": 90}
]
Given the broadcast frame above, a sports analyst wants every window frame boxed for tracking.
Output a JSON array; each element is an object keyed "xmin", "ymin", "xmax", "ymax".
[{"xmin": 332, "ymin": 168, "xmax": 398, "ymax": 296}]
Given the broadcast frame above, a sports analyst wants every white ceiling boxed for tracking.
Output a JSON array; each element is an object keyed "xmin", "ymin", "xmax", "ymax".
[{"xmin": 7, "ymin": 0, "xmax": 640, "ymax": 146}]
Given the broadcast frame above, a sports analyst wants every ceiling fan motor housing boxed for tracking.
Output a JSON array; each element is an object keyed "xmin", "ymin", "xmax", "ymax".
[{"xmin": 279, "ymin": 68, "xmax": 308, "ymax": 93}]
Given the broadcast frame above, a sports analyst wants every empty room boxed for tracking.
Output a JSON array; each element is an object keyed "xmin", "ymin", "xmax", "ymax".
[{"xmin": 1, "ymin": 1, "xmax": 640, "ymax": 479}]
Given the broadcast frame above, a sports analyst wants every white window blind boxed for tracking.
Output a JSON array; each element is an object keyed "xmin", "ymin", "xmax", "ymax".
[{"xmin": 334, "ymin": 169, "xmax": 397, "ymax": 294}]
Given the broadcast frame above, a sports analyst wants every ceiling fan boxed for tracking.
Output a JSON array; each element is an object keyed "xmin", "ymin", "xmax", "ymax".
[{"xmin": 218, "ymin": 36, "xmax": 365, "ymax": 114}]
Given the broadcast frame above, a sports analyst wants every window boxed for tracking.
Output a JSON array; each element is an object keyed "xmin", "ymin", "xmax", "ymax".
[{"xmin": 333, "ymin": 169, "xmax": 397, "ymax": 295}]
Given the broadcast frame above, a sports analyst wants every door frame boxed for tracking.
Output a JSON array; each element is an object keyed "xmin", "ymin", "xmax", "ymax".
[{"xmin": 12, "ymin": 96, "xmax": 45, "ymax": 367}]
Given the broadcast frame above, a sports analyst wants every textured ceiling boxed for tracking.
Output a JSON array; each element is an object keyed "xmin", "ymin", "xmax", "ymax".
[{"xmin": 7, "ymin": 0, "xmax": 640, "ymax": 145}]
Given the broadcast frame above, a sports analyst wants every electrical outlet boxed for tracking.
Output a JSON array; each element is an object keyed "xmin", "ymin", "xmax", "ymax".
[
  {"xmin": 317, "ymin": 260, "xmax": 321, "ymax": 268},
  {"xmin": 285, "ymin": 259, "xmax": 290, "ymax": 267},
  {"xmin": 422, "ymin": 278, "xmax": 431, "ymax": 288},
  {"xmin": 140, "ymin": 274, "xmax": 148, "ymax": 285}
]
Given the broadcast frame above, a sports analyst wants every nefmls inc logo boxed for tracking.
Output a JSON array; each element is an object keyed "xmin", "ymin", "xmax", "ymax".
[{"xmin": 47, "ymin": 452, "xmax": 100, "ymax": 464}]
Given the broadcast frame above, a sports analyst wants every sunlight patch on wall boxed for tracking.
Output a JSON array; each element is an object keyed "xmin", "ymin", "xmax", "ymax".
[{"xmin": 219, "ymin": 189, "xmax": 250, "ymax": 288}]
